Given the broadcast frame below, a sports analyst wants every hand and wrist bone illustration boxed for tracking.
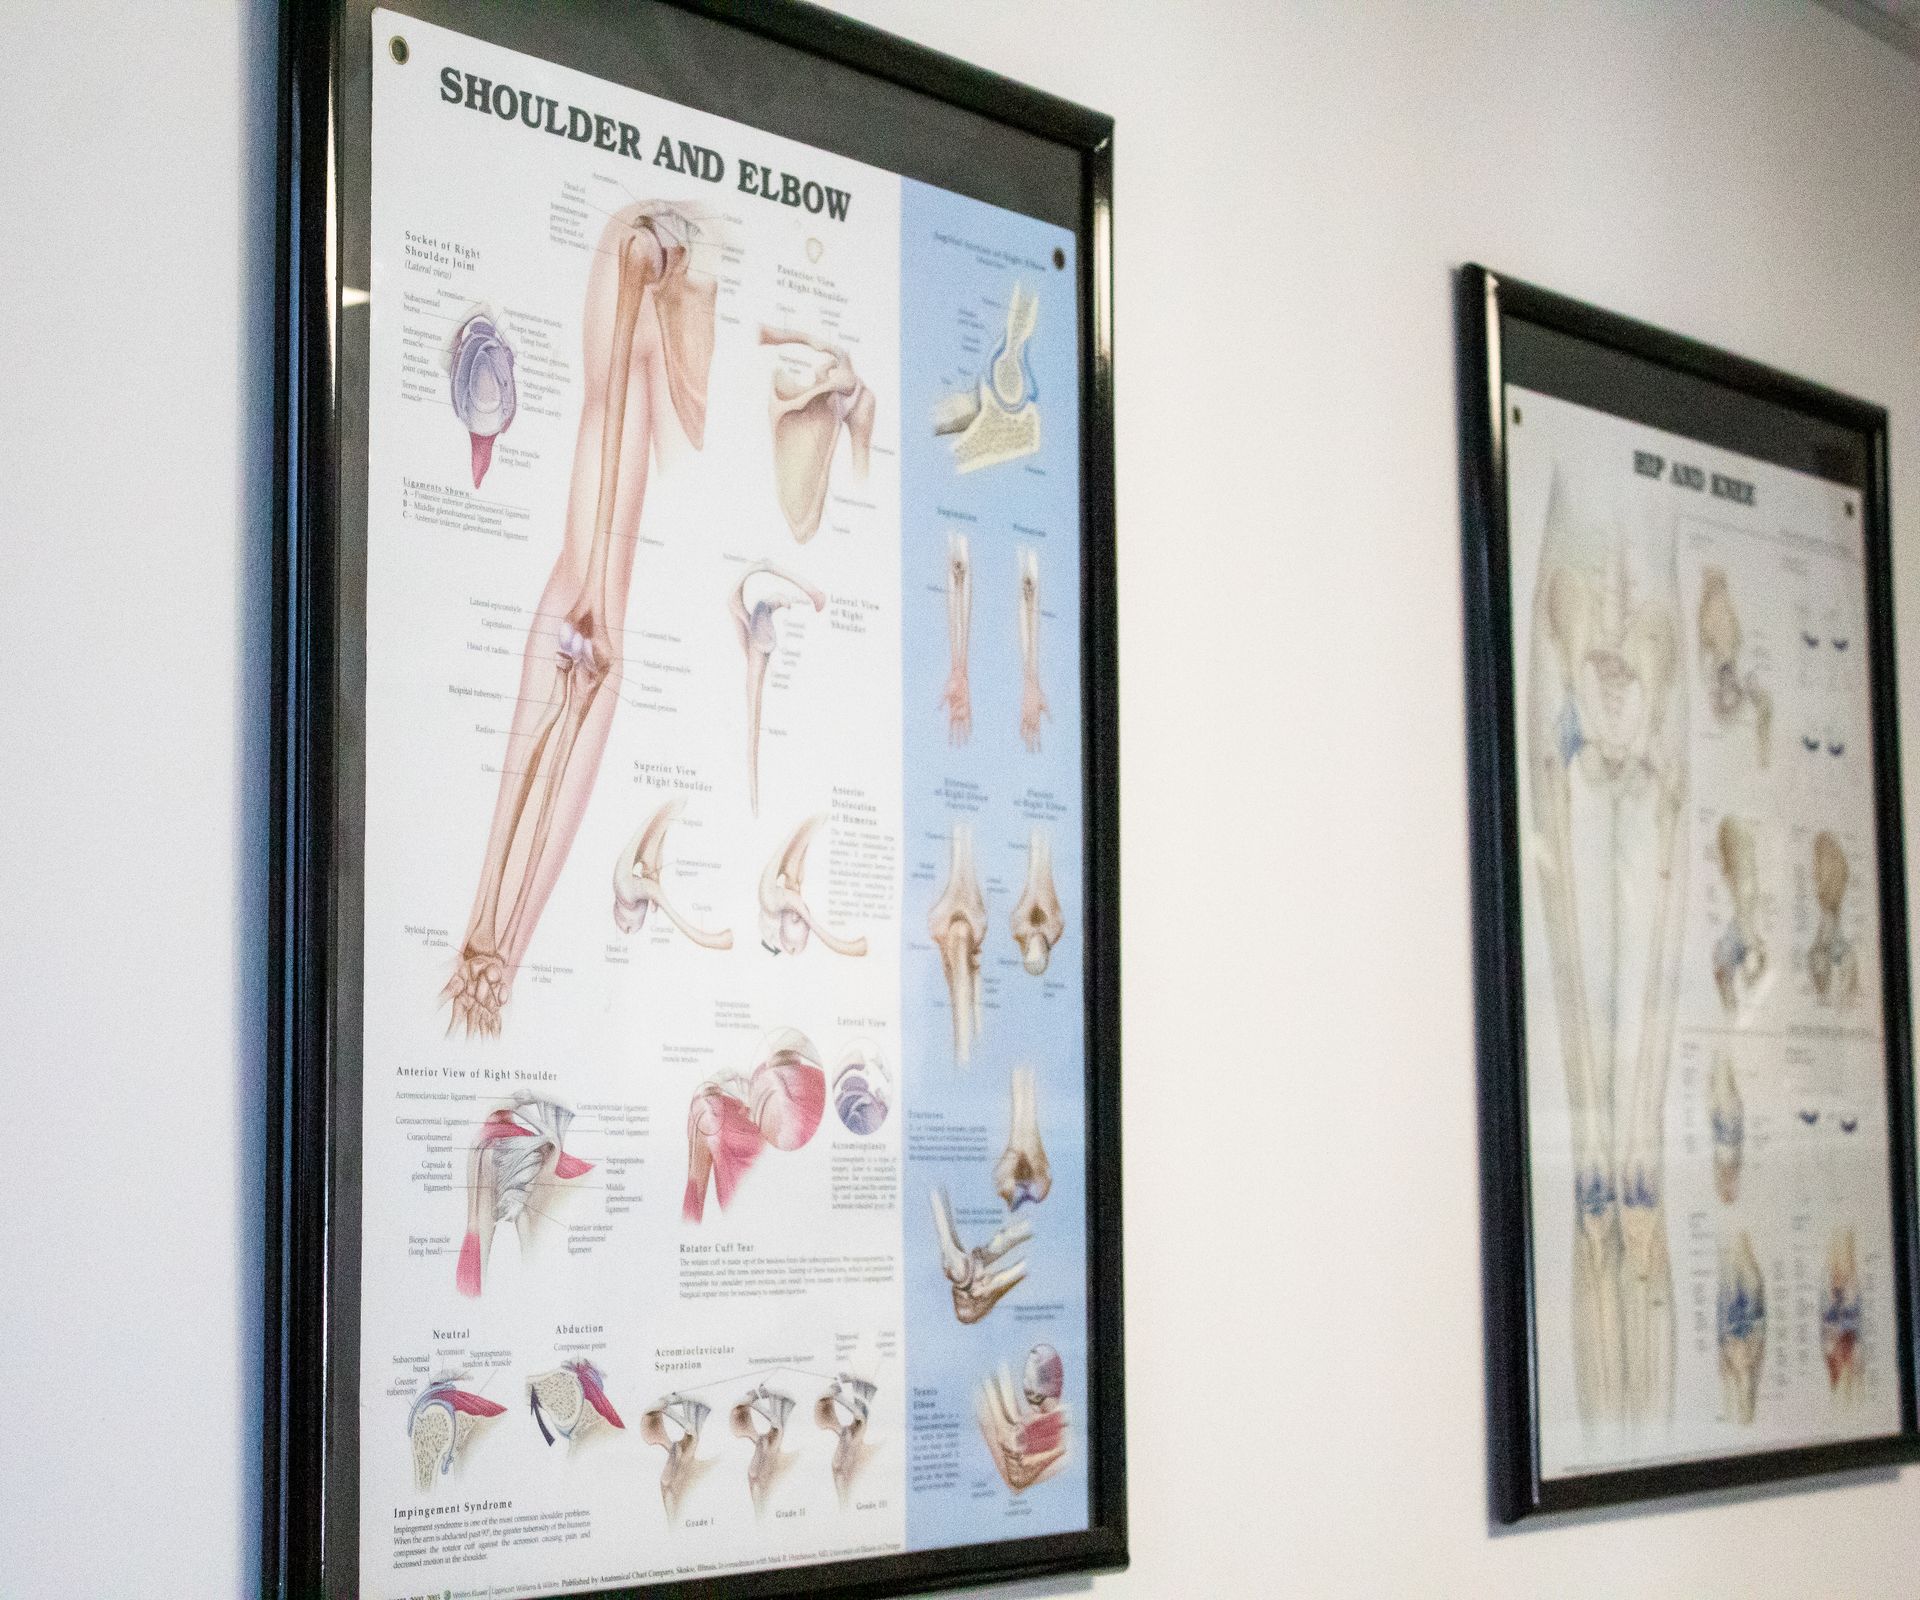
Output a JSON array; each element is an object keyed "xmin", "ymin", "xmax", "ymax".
[
  {"xmin": 759, "ymin": 326, "xmax": 874, "ymax": 543},
  {"xmin": 683, "ymin": 1029, "xmax": 826, "ymax": 1222},
  {"xmin": 932, "ymin": 283, "xmax": 1042, "ymax": 474},
  {"xmin": 1712, "ymin": 816, "xmax": 1767, "ymax": 1013},
  {"xmin": 730, "ymin": 1384, "xmax": 796, "ymax": 1514},
  {"xmin": 939, "ymin": 532, "xmax": 972, "ymax": 745},
  {"xmin": 408, "ymin": 1378, "xmax": 507, "ymax": 1493},
  {"xmin": 1697, "ymin": 567, "xmax": 1772, "ymax": 765},
  {"xmin": 528, "ymin": 1359, "xmax": 625, "ymax": 1449},
  {"xmin": 758, "ymin": 814, "xmax": 869, "ymax": 957},
  {"xmin": 642, "ymin": 1392, "xmax": 710, "ymax": 1518},
  {"xmin": 457, "ymin": 1096, "xmax": 594, "ymax": 1298},
  {"xmin": 832, "ymin": 1045, "xmax": 890, "ymax": 1135},
  {"xmin": 450, "ymin": 309, "xmax": 518, "ymax": 489},
  {"xmin": 1017, "ymin": 546, "xmax": 1049, "ymax": 753},
  {"xmin": 730, "ymin": 562, "xmax": 826, "ymax": 816},
  {"xmin": 993, "ymin": 1067, "xmax": 1051, "ymax": 1211},
  {"xmin": 814, "ymin": 1374, "xmax": 878, "ymax": 1507},
  {"xmin": 1716, "ymin": 1232, "xmax": 1767, "ymax": 1424},
  {"xmin": 929, "ymin": 822, "xmax": 988, "ymax": 1064},
  {"xmin": 442, "ymin": 205, "xmax": 715, "ymax": 1037},
  {"xmin": 1709, "ymin": 1050, "xmax": 1743, "ymax": 1205},
  {"xmin": 1809, "ymin": 831, "xmax": 1860, "ymax": 1006},
  {"xmin": 1010, "ymin": 826, "xmax": 1065, "ymax": 975},
  {"xmin": 612, "ymin": 799, "xmax": 733, "ymax": 948},
  {"xmin": 975, "ymin": 1343, "xmax": 1068, "ymax": 1494},
  {"xmin": 1823, "ymin": 1227, "xmax": 1863, "ymax": 1404},
  {"xmin": 931, "ymin": 1185, "xmax": 1029, "ymax": 1324}
]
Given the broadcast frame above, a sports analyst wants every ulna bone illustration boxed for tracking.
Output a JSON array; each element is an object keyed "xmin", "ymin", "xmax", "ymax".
[
  {"xmin": 641, "ymin": 1392, "xmax": 710, "ymax": 1518},
  {"xmin": 759, "ymin": 814, "xmax": 869, "ymax": 958},
  {"xmin": 1823, "ymin": 1228, "xmax": 1864, "ymax": 1404},
  {"xmin": 1716, "ymin": 1232, "xmax": 1767, "ymax": 1425},
  {"xmin": 759, "ymin": 325, "xmax": 874, "ymax": 542},
  {"xmin": 933, "ymin": 282, "xmax": 1042, "ymax": 474},
  {"xmin": 456, "ymin": 1096, "xmax": 593, "ymax": 1298},
  {"xmin": 730, "ymin": 1384, "xmax": 796, "ymax": 1514},
  {"xmin": 450, "ymin": 309, "xmax": 517, "ymax": 488},
  {"xmin": 528, "ymin": 1359, "xmax": 625, "ymax": 1449},
  {"xmin": 939, "ymin": 532, "xmax": 973, "ymax": 746},
  {"xmin": 1016, "ymin": 546, "xmax": 1049, "ymax": 752},
  {"xmin": 1697, "ymin": 566, "xmax": 1772, "ymax": 766},
  {"xmin": 930, "ymin": 1184, "xmax": 1030, "ymax": 1324},
  {"xmin": 832, "ymin": 1046, "xmax": 891, "ymax": 1136},
  {"xmin": 729, "ymin": 562, "xmax": 826, "ymax": 816},
  {"xmin": 1011, "ymin": 827, "xmax": 1065, "ymax": 975},
  {"xmin": 682, "ymin": 1029, "xmax": 826, "ymax": 1222},
  {"xmin": 612, "ymin": 799, "xmax": 733, "ymax": 948},
  {"xmin": 1712, "ymin": 815, "xmax": 1767, "ymax": 1013},
  {"xmin": 814, "ymin": 1374, "xmax": 877, "ymax": 1506},
  {"xmin": 408, "ymin": 1378, "xmax": 507, "ymax": 1493},
  {"xmin": 1708, "ymin": 1050, "xmax": 1743, "ymax": 1204},
  {"xmin": 974, "ymin": 1343, "xmax": 1068, "ymax": 1494},
  {"xmin": 1809, "ymin": 831, "xmax": 1860, "ymax": 1005},
  {"xmin": 993, "ymin": 1067, "xmax": 1051, "ymax": 1211},
  {"xmin": 929, "ymin": 822, "xmax": 988, "ymax": 1065}
]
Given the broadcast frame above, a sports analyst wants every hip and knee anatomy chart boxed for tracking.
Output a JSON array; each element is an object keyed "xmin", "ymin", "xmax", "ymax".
[
  {"xmin": 1505, "ymin": 388, "xmax": 1901, "ymax": 1480},
  {"xmin": 360, "ymin": 14, "xmax": 1088, "ymax": 1596}
]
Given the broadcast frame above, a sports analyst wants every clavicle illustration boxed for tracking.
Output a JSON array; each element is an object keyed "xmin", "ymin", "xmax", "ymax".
[
  {"xmin": 1708, "ymin": 1050, "xmax": 1743, "ymax": 1204},
  {"xmin": 408, "ymin": 1377, "xmax": 507, "ymax": 1493},
  {"xmin": 449, "ymin": 309, "xmax": 517, "ymax": 488},
  {"xmin": 1712, "ymin": 816, "xmax": 1767, "ymax": 1013},
  {"xmin": 1016, "ymin": 546, "xmax": 1049, "ymax": 752},
  {"xmin": 930, "ymin": 1185, "xmax": 1029, "ymax": 1324},
  {"xmin": 1526, "ymin": 467, "xmax": 1688, "ymax": 1431},
  {"xmin": 528, "ymin": 1359, "xmax": 625, "ymax": 1450},
  {"xmin": 759, "ymin": 326, "xmax": 875, "ymax": 543},
  {"xmin": 932, "ymin": 282, "xmax": 1042, "ymax": 474},
  {"xmin": 939, "ymin": 532, "xmax": 972, "ymax": 745},
  {"xmin": 1823, "ymin": 1228, "xmax": 1863, "ymax": 1404},
  {"xmin": 1716, "ymin": 1232, "xmax": 1767, "ymax": 1425},
  {"xmin": 443, "ymin": 204, "xmax": 715, "ymax": 1037},
  {"xmin": 1697, "ymin": 566, "xmax": 1772, "ymax": 765},
  {"xmin": 993, "ymin": 1067, "xmax": 1051, "ymax": 1211},
  {"xmin": 1809, "ymin": 831, "xmax": 1860, "ymax": 1005},
  {"xmin": 758, "ymin": 814, "xmax": 869, "ymax": 957},
  {"xmin": 1011, "ymin": 826, "xmax": 1065, "ymax": 975},
  {"xmin": 456, "ymin": 1097, "xmax": 594, "ymax": 1298},
  {"xmin": 730, "ymin": 1384, "xmax": 796, "ymax": 1514},
  {"xmin": 682, "ymin": 1029, "xmax": 826, "ymax": 1222},
  {"xmin": 929, "ymin": 821, "xmax": 988, "ymax": 1064},
  {"xmin": 612, "ymin": 799, "xmax": 732, "ymax": 948},
  {"xmin": 975, "ymin": 1344, "xmax": 1068, "ymax": 1494},
  {"xmin": 814, "ymin": 1374, "xmax": 877, "ymax": 1506},
  {"xmin": 730, "ymin": 561, "xmax": 826, "ymax": 816},
  {"xmin": 642, "ymin": 1392, "xmax": 710, "ymax": 1518}
]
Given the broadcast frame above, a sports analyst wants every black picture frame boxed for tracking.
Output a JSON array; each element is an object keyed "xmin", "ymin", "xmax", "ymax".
[
  {"xmin": 266, "ymin": 3, "xmax": 1124, "ymax": 1595},
  {"xmin": 1459, "ymin": 264, "xmax": 1920, "ymax": 1521}
]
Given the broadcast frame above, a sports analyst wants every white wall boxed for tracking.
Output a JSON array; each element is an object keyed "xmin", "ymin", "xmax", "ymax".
[{"xmin": 4, "ymin": 2, "xmax": 1919, "ymax": 1595}]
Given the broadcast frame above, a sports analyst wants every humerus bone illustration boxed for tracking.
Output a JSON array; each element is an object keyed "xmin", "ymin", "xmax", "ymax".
[
  {"xmin": 814, "ymin": 1374, "xmax": 877, "ymax": 1506},
  {"xmin": 1809, "ymin": 831, "xmax": 1860, "ymax": 1005},
  {"xmin": 612, "ymin": 799, "xmax": 733, "ymax": 948},
  {"xmin": 408, "ymin": 1378, "xmax": 507, "ymax": 1492},
  {"xmin": 758, "ymin": 815, "xmax": 869, "ymax": 957},
  {"xmin": 993, "ymin": 1067, "xmax": 1050, "ymax": 1211},
  {"xmin": 929, "ymin": 822, "xmax": 988, "ymax": 1064},
  {"xmin": 1823, "ymin": 1228, "xmax": 1863, "ymax": 1404},
  {"xmin": 933, "ymin": 283, "xmax": 1042, "ymax": 474},
  {"xmin": 730, "ymin": 1384, "xmax": 795, "ymax": 1514},
  {"xmin": 1716, "ymin": 1232, "xmax": 1766, "ymax": 1424},
  {"xmin": 682, "ymin": 1030, "xmax": 826, "ymax": 1222},
  {"xmin": 1011, "ymin": 826, "xmax": 1065, "ymax": 975},
  {"xmin": 931, "ymin": 1185, "xmax": 1029, "ymax": 1324},
  {"xmin": 642, "ymin": 1392, "xmax": 710, "ymax": 1518},
  {"xmin": 1709, "ymin": 1050, "xmax": 1743, "ymax": 1205},
  {"xmin": 528, "ymin": 1359, "xmax": 625, "ymax": 1449},
  {"xmin": 975, "ymin": 1344, "xmax": 1067, "ymax": 1494},
  {"xmin": 1016, "ymin": 546, "xmax": 1050, "ymax": 753},
  {"xmin": 1526, "ymin": 467, "xmax": 1688, "ymax": 1430},
  {"xmin": 939, "ymin": 532, "xmax": 972, "ymax": 745},
  {"xmin": 759, "ymin": 326, "xmax": 874, "ymax": 542},
  {"xmin": 1712, "ymin": 816, "xmax": 1767, "ymax": 1013},
  {"xmin": 443, "ymin": 205, "xmax": 714, "ymax": 1037},
  {"xmin": 456, "ymin": 1097, "xmax": 594, "ymax": 1298},
  {"xmin": 730, "ymin": 562, "xmax": 826, "ymax": 816},
  {"xmin": 832, "ymin": 1046, "xmax": 890, "ymax": 1136},
  {"xmin": 450, "ymin": 310, "xmax": 517, "ymax": 488},
  {"xmin": 1697, "ymin": 567, "xmax": 1771, "ymax": 766}
]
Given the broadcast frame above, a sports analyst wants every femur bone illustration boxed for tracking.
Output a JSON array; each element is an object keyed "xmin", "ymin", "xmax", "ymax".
[
  {"xmin": 1697, "ymin": 566, "xmax": 1772, "ymax": 765},
  {"xmin": 641, "ymin": 1392, "xmax": 710, "ymax": 1518},
  {"xmin": 974, "ymin": 1343, "xmax": 1068, "ymax": 1494},
  {"xmin": 832, "ymin": 1045, "xmax": 890, "ymax": 1136},
  {"xmin": 759, "ymin": 326, "xmax": 875, "ymax": 543},
  {"xmin": 729, "ymin": 561, "xmax": 826, "ymax": 816},
  {"xmin": 456, "ymin": 1096, "xmax": 593, "ymax": 1298},
  {"xmin": 1016, "ymin": 546, "xmax": 1049, "ymax": 753},
  {"xmin": 1011, "ymin": 827, "xmax": 1065, "ymax": 976},
  {"xmin": 930, "ymin": 822, "xmax": 988, "ymax": 1065},
  {"xmin": 1823, "ymin": 1228, "xmax": 1864, "ymax": 1404},
  {"xmin": 939, "ymin": 532, "xmax": 972, "ymax": 746},
  {"xmin": 450, "ymin": 310, "xmax": 518, "ymax": 489},
  {"xmin": 1708, "ymin": 1051, "xmax": 1743, "ymax": 1205},
  {"xmin": 930, "ymin": 1185, "xmax": 1030, "ymax": 1324},
  {"xmin": 682, "ymin": 1029, "xmax": 826, "ymax": 1222},
  {"xmin": 1717, "ymin": 1232, "xmax": 1767, "ymax": 1425},
  {"xmin": 1712, "ymin": 815, "xmax": 1767, "ymax": 1012},
  {"xmin": 814, "ymin": 1374, "xmax": 877, "ymax": 1506},
  {"xmin": 758, "ymin": 814, "xmax": 869, "ymax": 957},
  {"xmin": 730, "ymin": 1384, "xmax": 795, "ymax": 1514},
  {"xmin": 1809, "ymin": 831, "xmax": 1860, "ymax": 1005},
  {"xmin": 993, "ymin": 1067, "xmax": 1051, "ymax": 1211},
  {"xmin": 932, "ymin": 282, "xmax": 1042, "ymax": 474},
  {"xmin": 612, "ymin": 799, "xmax": 733, "ymax": 948},
  {"xmin": 443, "ymin": 204, "xmax": 714, "ymax": 1037},
  {"xmin": 528, "ymin": 1359, "xmax": 625, "ymax": 1448},
  {"xmin": 408, "ymin": 1378, "xmax": 507, "ymax": 1493}
]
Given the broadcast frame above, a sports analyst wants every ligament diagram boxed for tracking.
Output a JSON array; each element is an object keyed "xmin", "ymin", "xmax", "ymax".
[
  {"xmin": 528, "ymin": 1359, "xmax": 625, "ymax": 1451},
  {"xmin": 993, "ymin": 1067, "xmax": 1051, "ymax": 1210},
  {"xmin": 1708, "ymin": 1050, "xmax": 1743, "ymax": 1204},
  {"xmin": 932, "ymin": 283, "xmax": 1042, "ymax": 474},
  {"xmin": 683, "ymin": 1029, "xmax": 826, "ymax": 1221},
  {"xmin": 1823, "ymin": 1227, "xmax": 1863, "ymax": 1404},
  {"xmin": 1808, "ymin": 831, "xmax": 1860, "ymax": 1006},
  {"xmin": 975, "ymin": 1344, "xmax": 1068, "ymax": 1494},
  {"xmin": 730, "ymin": 561, "xmax": 826, "ymax": 816},
  {"xmin": 450, "ymin": 309, "xmax": 518, "ymax": 489},
  {"xmin": 929, "ymin": 822, "xmax": 988, "ymax": 1064},
  {"xmin": 612, "ymin": 799, "xmax": 733, "ymax": 948},
  {"xmin": 815, "ymin": 1374, "xmax": 879, "ymax": 1506},
  {"xmin": 939, "ymin": 532, "xmax": 972, "ymax": 745},
  {"xmin": 456, "ymin": 1097, "xmax": 594, "ymax": 1298},
  {"xmin": 1526, "ymin": 467, "xmax": 1688, "ymax": 1430},
  {"xmin": 442, "ymin": 204, "xmax": 715, "ymax": 1038},
  {"xmin": 408, "ymin": 1376, "xmax": 507, "ymax": 1493},
  {"xmin": 1011, "ymin": 827, "xmax": 1065, "ymax": 976},
  {"xmin": 759, "ymin": 814, "xmax": 870, "ymax": 957},
  {"xmin": 642, "ymin": 1393, "xmax": 711, "ymax": 1518},
  {"xmin": 759, "ymin": 326, "xmax": 875, "ymax": 543},
  {"xmin": 833, "ymin": 1044, "xmax": 891, "ymax": 1136},
  {"xmin": 1697, "ymin": 567, "xmax": 1771, "ymax": 765},
  {"xmin": 1017, "ymin": 546, "xmax": 1049, "ymax": 752},
  {"xmin": 730, "ymin": 1384, "xmax": 797, "ymax": 1514},
  {"xmin": 931, "ymin": 1186, "xmax": 1029, "ymax": 1324},
  {"xmin": 1711, "ymin": 816, "xmax": 1767, "ymax": 1014},
  {"xmin": 1716, "ymin": 1232, "xmax": 1766, "ymax": 1424}
]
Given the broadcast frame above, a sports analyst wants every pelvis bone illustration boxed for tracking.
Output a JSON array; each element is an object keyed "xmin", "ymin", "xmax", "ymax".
[
  {"xmin": 760, "ymin": 326, "xmax": 874, "ymax": 543},
  {"xmin": 815, "ymin": 1374, "xmax": 877, "ymax": 1506},
  {"xmin": 1708, "ymin": 1050, "xmax": 1743, "ymax": 1205},
  {"xmin": 930, "ymin": 822, "xmax": 988, "ymax": 1065},
  {"xmin": 1823, "ymin": 1228, "xmax": 1863, "ymax": 1404},
  {"xmin": 1697, "ymin": 566, "xmax": 1771, "ymax": 765},
  {"xmin": 528, "ymin": 1359, "xmax": 625, "ymax": 1449},
  {"xmin": 444, "ymin": 205, "xmax": 715, "ymax": 1037},
  {"xmin": 1526, "ymin": 467, "xmax": 1688, "ymax": 1431},
  {"xmin": 642, "ymin": 1392, "xmax": 710, "ymax": 1518},
  {"xmin": 939, "ymin": 532, "xmax": 972, "ymax": 746},
  {"xmin": 933, "ymin": 283, "xmax": 1042, "ymax": 474},
  {"xmin": 457, "ymin": 1097, "xmax": 593, "ymax": 1298},
  {"xmin": 931, "ymin": 1185, "xmax": 1029, "ymax": 1324},
  {"xmin": 1712, "ymin": 816, "xmax": 1767, "ymax": 1013},
  {"xmin": 994, "ymin": 1067, "xmax": 1051, "ymax": 1211},
  {"xmin": 975, "ymin": 1344, "xmax": 1068, "ymax": 1494},
  {"xmin": 1809, "ymin": 831, "xmax": 1860, "ymax": 1005},
  {"xmin": 1717, "ymin": 1232, "xmax": 1767, "ymax": 1424},
  {"xmin": 731, "ymin": 562, "xmax": 826, "ymax": 816},
  {"xmin": 450, "ymin": 310, "xmax": 517, "ymax": 489},
  {"xmin": 730, "ymin": 1384, "xmax": 795, "ymax": 1513},
  {"xmin": 683, "ymin": 1029, "xmax": 826, "ymax": 1222},
  {"xmin": 1017, "ymin": 547, "xmax": 1049, "ymax": 752},
  {"xmin": 612, "ymin": 799, "xmax": 732, "ymax": 948},
  {"xmin": 408, "ymin": 1378, "xmax": 507, "ymax": 1493},
  {"xmin": 1011, "ymin": 827, "xmax": 1065, "ymax": 976},
  {"xmin": 759, "ymin": 815, "xmax": 869, "ymax": 957}
]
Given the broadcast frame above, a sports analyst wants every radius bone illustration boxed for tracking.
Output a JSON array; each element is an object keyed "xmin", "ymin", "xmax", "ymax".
[
  {"xmin": 730, "ymin": 1384, "xmax": 795, "ymax": 1514},
  {"xmin": 450, "ymin": 309, "xmax": 517, "ymax": 488},
  {"xmin": 939, "ymin": 532, "xmax": 972, "ymax": 745},
  {"xmin": 456, "ymin": 1096, "xmax": 593, "ymax": 1298},
  {"xmin": 1711, "ymin": 815, "xmax": 1767, "ymax": 1013},
  {"xmin": 642, "ymin": 1392, "xmax": 710, "ymax": 1518},
  {"xmin": 1697, "ymin": 566, "xmax": 1771, "ymax": 765},
  {"xmin": 528, "ymin": 1359, "xmax": 625, "ymax": 1449},
  {"xmin": 814, "ymin": 1374, "xmax": 877, "ymax": 1506},
  {"xmin": 1016, "ymin": 546, "xmax": 1049, "ymax": 752},
  {"xmin": 408, "ymin": 1378, "xmax": 507, "ymax": 1493},
  {"xmin": 993, "ymin": 1066, "xmax": 1051, "ymax": 1211},
  {"xmin": 1011, "ymin": 826, "xmax": 1065, "ymax": 975},
  {"xmin": 759, "ymin": 326, "xmax": 874, "ymax": 542},
  {"xmin": 975, "ymin": 1343, "xmax": 1068, "ymax": 1493},
  {"xmin": 443, "ymin": 205, "xmax": 715, "ymax": 1037},
  {"xmin": 1808, "ymin": 831, "xmax": 1860, "ymax": 1005},
  {"xmin": 612, "ymin": 799, "xmax": 733, "ymax": 948},
  {"xmin": 1716, "ymin": 1232, "xmax": 1767, "ymax": 1425},
  {"xmin": 758, "ymin": 814, "xmax": 869, "ymax": 957},
  {"xmin": 933, "ymin": 282, "xmax": 1042, "ymax": 474},
  {"xmin": 929, "ymin": 822, "xmax": 988, "ymax": 1064},
  {"xmin": 930, "ymin": 1184, "xmax": 1030, "ymax": 1324},
  {"xmin": 683, "ymin": 1029, "xmax": 826, "ymax": 1222},
  {"xmin": 730, "ymin": 561, "xmax": 826, "ymax": 815}
]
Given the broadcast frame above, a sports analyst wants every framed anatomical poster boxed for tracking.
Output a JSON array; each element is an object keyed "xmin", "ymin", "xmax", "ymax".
[
  {"xmin": 1460, "ymin": 266, "xmax": 1920, "ymax": 1520},
  {"xmin": 265, "ymin": 3, "xmax": 1123, "ymax": 1596}
]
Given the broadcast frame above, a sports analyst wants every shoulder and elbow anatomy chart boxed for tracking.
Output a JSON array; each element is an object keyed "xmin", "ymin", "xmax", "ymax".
[
  {"xmin": 357, "ymin": 14, "xmax": 1090, "ymax": 1597},
  {"xmin": 1507, "ymin": 389, "xmax": 1900, "ymax": 1482}
]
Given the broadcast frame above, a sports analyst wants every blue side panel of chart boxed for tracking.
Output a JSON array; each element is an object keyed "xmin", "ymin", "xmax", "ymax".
[{"xmin": 898, "ymin": 177, "xmax": 1088, "ymax": 1552}]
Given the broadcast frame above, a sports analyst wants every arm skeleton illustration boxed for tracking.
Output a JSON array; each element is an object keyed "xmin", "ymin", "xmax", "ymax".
[
  {"xmin": 929, "ymin": 822, "xmax": 988, "ymax": 1065},
  {"xmin": 931, "ymin": 1185, "xmax": 1029, "ymax": 1324},
  {"xmin": 1011, "ymin": 826, "xmax": 1065, "ymax": 976},
  {"xmin": 612, "ymin": 799, "xmax": 732, "ymax": 948},
  {"xmin": 1697, "ymin": 566, "xmax": 1771, "ymax": 766},
  {"xmin": 1712, "ymin": 816, "xmax": 1767, "ymax": 1013},
  {"xmin": 642, "ymin": 1392, "xmax": 710, "ymax": 1518},
  {"xmin": 814, "ymin": 1374, "xmax": 877, "ymax": 1506},
  {"xmin": 993, "ymin": 1066, "xmax": 1051, "ymax": 1211},
  {"xmin": 683, "ymin": 1030, "xmax": 826, "ymax": 1222},
  {"xmin": 1017, "ymin": 546, "xmax": 1049, "ymax": 753},
  {"xmin": 730, "ymin": 1384, "xmax": 795, "ymax": 1514},
  {"xmin": 730, "ymin": 562, "xmax": 826, "ymax": 816},
  {"xmin": 758, "ymin": 814, "xmax": 869, "ymax": 956},
  {"xmin": 443, "ymin": 205, "xmax": 714, "ymax": 1037},
  {"xmin": 408, "ymin": 1378, "xmax": 507, "ymax": 1493},
  {"xmin": 759, "ymin": 326, "xmax": 874, "ymax": 543},
  {"xmin": 457, "ymin": 1097, "xmax": 593, "ymax": 1298},
  {"xmin": 528, "ymin": 1359, "xmax": 625, "ymax": 1449},
  {"xmin": 975, "ymin": 1344, "xmax": 1067, "ymax": 1494},
  {"xmin": 939, "ymin": 533, "xmax": 972, "ymax": 745},
  {"xmin": 1809, "ymin": 831, "xmax": 1860, "ymax": 1005},
  {"xmin": 1716, "ymin": 1232, "xmax": 1766, "ymax": 1424}
]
